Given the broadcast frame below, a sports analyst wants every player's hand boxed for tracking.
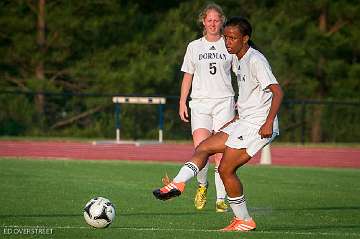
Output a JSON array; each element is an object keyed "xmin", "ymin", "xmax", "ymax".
[
  {"xmin": 179, "ymin": 101, "xmax": 189, "ymax": 122},
  {"xmin": 258, "ymin": 121, "xmax": 273, "ymax": 139}
]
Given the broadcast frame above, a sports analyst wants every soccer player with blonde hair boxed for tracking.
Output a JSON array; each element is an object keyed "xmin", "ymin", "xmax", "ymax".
[{"xmin": 178, "ymin": 3, "xmax": 236, "ymax": 212}]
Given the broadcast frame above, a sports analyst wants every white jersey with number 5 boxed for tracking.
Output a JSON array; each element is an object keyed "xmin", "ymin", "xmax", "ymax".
[{"xmin": 181, "ymin": 37, "xmax": 235, "ymax": 99}]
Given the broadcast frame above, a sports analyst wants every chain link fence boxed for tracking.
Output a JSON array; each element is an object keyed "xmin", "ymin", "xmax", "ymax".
[{"xmin": 0, "ymin": 91, "xmax": 359, "ymax": 143}]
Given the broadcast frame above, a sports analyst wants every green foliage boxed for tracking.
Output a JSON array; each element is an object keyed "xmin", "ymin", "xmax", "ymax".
[
  {"xmin": 0, "ymin": 0, "xmax": 359, "ymax": 141},
  {"xmin": 0, "ymin": 94, "xmax": 36, "ymax": 135}
]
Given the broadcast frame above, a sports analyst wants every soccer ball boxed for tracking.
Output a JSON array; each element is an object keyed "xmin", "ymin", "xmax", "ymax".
[{"xmin": 83, "ymin": 197, "xmax": 116, "ymax": 228}]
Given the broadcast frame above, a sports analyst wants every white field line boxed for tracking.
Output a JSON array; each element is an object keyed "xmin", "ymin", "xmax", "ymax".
[{"xmin": 2, "ymin": 225, "xmax": 360, "ymax": 237}]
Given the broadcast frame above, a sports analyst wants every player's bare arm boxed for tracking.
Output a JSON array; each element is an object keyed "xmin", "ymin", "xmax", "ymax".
[
  {"xmin": 179, "ymin": 73, "xmax": 193, "ymax": 122},
  {"xmin": 258, "ymin": 84, "xmax": 283, "ymax": 138}
]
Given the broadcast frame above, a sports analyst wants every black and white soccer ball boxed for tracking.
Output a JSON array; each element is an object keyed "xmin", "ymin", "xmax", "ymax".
[{"xmin": 83, "ymin": 197, "xmax": 116, "ymax": 228}]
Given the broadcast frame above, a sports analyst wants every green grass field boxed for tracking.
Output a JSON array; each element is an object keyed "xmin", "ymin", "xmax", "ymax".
[{"xmin": 0, "ymin": 158, "xmax": 359, "ymax": 239}]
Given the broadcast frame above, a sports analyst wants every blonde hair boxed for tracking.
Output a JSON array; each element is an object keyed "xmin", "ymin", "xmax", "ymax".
[{"xmin": 198, "ymin": 3, "xmax": 226, "ymax": 36}]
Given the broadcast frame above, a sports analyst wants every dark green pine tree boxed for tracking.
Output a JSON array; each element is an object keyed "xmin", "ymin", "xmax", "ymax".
[{"xmin": 223, "ymin": 0, "xmax": 360, "ymax": 142}]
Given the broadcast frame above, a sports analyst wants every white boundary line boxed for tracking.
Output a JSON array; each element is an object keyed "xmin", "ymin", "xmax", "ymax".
[{"xmin": 2, "ymin": 225, "xmax": 360, "ymax": 237}]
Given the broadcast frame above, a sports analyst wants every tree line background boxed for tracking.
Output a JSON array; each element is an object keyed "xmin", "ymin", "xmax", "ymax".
[{"xmin": 0, "ymin": 0, "xmax": 359, "ymax": 143}]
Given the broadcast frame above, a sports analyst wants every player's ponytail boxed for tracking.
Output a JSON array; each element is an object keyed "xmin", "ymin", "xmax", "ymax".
[{"xmin": 248, "ymin": 39, "xmax": 261, "ymax": 52}]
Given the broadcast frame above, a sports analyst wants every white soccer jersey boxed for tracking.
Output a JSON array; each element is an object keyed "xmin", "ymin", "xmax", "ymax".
[
  {"xmin": 181, "ymin": 37, "xmax": 235, "ymax": 99},
  {"xmin": 235, "ymin": 47, "xmax": 279, "ymax": 133}
]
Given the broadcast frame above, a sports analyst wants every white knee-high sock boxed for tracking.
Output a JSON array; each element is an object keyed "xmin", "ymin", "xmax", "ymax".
[
  {"xmin": 173, "ymin": 162, "xmax": 199, "ymax": 183},
  {"xmin": 214, "ymin": 166, "xmax": 227, "ymax": 201},
  {"xmin": 228, "ymin": 195, "xmax": 251, "ymax": 220},
  {"xmin": 196, "ymin": 161, "xmax": 209, "ymax": 186}
]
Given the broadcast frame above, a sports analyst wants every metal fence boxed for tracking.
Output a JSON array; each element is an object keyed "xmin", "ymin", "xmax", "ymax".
[
  {"xmin": 280, "ymin": 100, "xmax": 360, "ymax": 143},
  {"xmin": 0, "ymin": 91, "xmax": 359, "ymax": 143}
]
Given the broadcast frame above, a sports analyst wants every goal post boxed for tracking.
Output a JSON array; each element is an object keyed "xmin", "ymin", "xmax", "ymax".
[{"xmin": 112, "ymin": 96, "xmax": 166, "ymax": 143}]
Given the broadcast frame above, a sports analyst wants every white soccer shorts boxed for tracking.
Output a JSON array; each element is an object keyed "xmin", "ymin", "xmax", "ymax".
[
  {"xmin": 189, "ymin": 97, "xmax": 235, "ymax": 134},
  {"xmin": 221, "ymin": 120, "xmax": 278, "ymax": 157}
]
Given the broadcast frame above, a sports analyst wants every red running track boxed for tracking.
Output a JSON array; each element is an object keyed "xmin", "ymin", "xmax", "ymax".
[{"xmin": 0, "ymin": 140, "xmax": 359, "ymax": 168}]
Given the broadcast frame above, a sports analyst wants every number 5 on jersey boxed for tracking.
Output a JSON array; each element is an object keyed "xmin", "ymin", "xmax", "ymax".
[{"xmin": 209, "ymin": 62, "xmax": 217, "ymax": 75}]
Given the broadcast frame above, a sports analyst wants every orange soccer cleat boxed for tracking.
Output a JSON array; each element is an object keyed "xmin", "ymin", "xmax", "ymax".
[
  {"xmin": 153, "ymin": 181, "xmax": 185, "ymax": 201},
  {"xmin": 221, "ymin": 217, "xmax": 256, "ymax": 232}
]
